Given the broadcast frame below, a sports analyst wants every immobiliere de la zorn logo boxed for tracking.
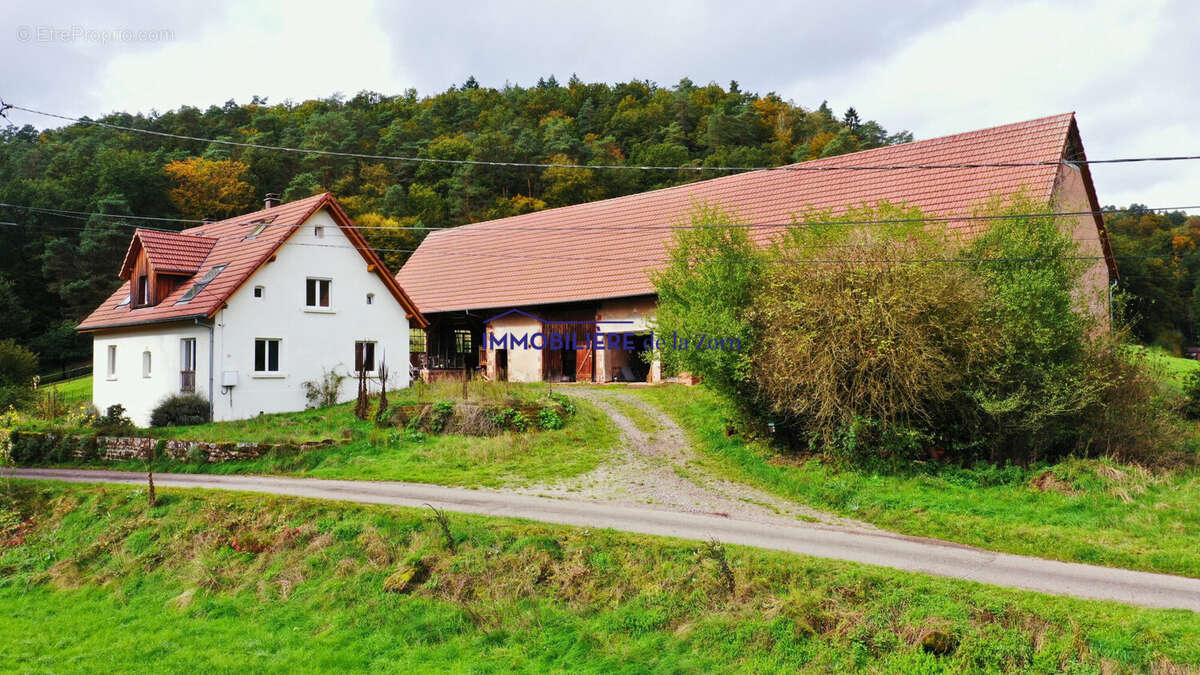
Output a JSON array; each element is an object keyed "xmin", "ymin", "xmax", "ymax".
[{"xmin": 481, "ymin": 309, "xmax": 742, "ymax": 352}]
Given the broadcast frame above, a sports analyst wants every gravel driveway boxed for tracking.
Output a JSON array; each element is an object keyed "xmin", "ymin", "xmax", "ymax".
[{"xmin": 515, "ymin": 387, "xmax": 875, "ymax": 530}]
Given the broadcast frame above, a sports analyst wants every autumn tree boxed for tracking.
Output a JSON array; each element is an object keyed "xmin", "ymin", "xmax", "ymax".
[{"xmin": 164, "ymin": 157, "xmax": 257, "ymax": 219}]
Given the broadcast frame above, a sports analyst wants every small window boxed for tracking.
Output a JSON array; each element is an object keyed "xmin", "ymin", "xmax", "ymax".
[
  {"xmin": 254, "ymin": 338, "xmax": 281, "ymax": 373},
  {"xmin": 137, "ymin": 275, "xmax": 150, "ymax": 306},
  {"xmin": 366, "ymin": 293, "xmax": 374, "ymax": 305},
  {"xmin": 180, "ymin": 338, "xmax": 197, "ymax": 392},
  {"xmin": 355, "ymin": 341, "xmax": 376, "ymax": 372},
  {"xmin": 253, "ymin": 285, "xmax": 264, "ymax": 298},
  {"xmin": 454, "ymin": 329, "xmax": 473, "ymax": 354},
  {"xmin": 107, "ymin": 345, "xmax": 117, "ymax": 378},
  {"xmin": 142, "ymin": 350, "xmax": 152, "ymax": 378},
  {"xmin": 409, "ymin": 328, "xmax": 427, "ymax": 353},
  {"xmin": 314, "ymin": 226, "xmax": 325, "ymax": 238},
  {"xmin": 306, "ymin": 278, "xmax": 331, "ymax": 308}
]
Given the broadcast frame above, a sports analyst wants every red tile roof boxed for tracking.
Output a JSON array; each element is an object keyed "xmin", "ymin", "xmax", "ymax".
[
  {"xmin": 398, "ymin": 113, "xmax": 1097, "ymax": 313},
  {"xmin": 119, "ymin": 229, "xmax": 217, "ymax": 277},
  {"xmin": 78, "ymin": 193, "xmax": 426, "ymax": 332}
]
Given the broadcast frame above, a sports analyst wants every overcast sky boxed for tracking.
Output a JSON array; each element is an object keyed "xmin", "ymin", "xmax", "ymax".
[{"xmin": 3, "ymin": 0, "xmax": 1197, "ymax": 210}]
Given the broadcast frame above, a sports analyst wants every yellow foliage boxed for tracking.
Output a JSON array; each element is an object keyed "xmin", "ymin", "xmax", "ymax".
[{"xmin": 163, "ymin": 158, "xmax": 256, "ymax": 220}]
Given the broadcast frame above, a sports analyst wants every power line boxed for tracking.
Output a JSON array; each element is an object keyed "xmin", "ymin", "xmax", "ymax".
[
  {"xmin": 10, "ymin": 101, "xmax": 1200, "ymax": 173},
  {"xmin": 0, "ymin": 218, "xmax": 1114, "ymax": 255},
  {"xmin": 0, "ymin": 219, "xmax": 1150, "ymax": 266},
  {"xmin": 1, "ymin": 200, "xmax": 1194, "ymax": 234}
]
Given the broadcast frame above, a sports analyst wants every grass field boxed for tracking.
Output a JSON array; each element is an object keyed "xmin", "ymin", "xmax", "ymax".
[
  {"xmin": 1136, "ymin": 346, "xmax": 1200, "ymax": 391},
  {"xmin": 627, "ymin": 385, "xmax": 1200, "ymax": 578},
  {"xmin": 1, "ymin": 482, "xmax": 1195, "ymax": 672},
  {"xmin": 42, "ymin": 374, "xmax": 92, "ymax": 406}
]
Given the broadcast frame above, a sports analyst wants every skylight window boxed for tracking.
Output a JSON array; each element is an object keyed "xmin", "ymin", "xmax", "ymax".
[
  {"xmin": 176, "ymin": 263, "xmax": 227, "ymax": 304},
  {"xmin": 243, "ymin": 216, "xmax": 277, "ymax": 240}
]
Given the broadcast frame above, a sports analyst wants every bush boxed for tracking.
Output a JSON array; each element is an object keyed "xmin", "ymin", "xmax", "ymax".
[
  {"xmin": 1183, "ymin": 370, "xmax": 1200, "ymax": 420},
  {"xmin": 0, "ymin": 339, "xmax": 38, "ymax": 410},
  {"xmin": 537, "ymin": 408, "xmax": 565, "ymax": 430},
  {"xmin": 302, "ymin": 369, "xmax": 346, "ymax": 409},
  {"xmin": 93, "ymin": 404, "xmax": 134, "ymax": 435},
  {"xmin": 656, "ymin": 199, "xmax": 1171, "ymax": 465},
  {"xmin": 150, "ymin": 393, "xmax": 212, "ymax": 427}
]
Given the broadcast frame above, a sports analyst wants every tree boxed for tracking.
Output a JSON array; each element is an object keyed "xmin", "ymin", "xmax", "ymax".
[
  {"xmin": 164, "ymin": 157, "xmax": 256, "ymax": 219},
  {"xmin": 0, "ymin": 339, "xmax": 38, "ymax": 409},
  {"xmin": 0, "ymin": 276, "xmax": 31, "ymax": 340},
  {"xmin": 651, "ymin": 206, "xmax": 762, "ymax": 407}
]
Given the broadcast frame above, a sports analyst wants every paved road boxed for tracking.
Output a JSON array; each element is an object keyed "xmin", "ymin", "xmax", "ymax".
[{"xmin": 8, "ymin": 467, "xmax": 1200, "ymax": 611}]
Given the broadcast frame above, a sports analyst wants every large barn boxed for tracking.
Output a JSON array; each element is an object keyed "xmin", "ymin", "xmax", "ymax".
[{"xmin": 397, "ymin": 113, "xmax": 1116, "ymax": 384}]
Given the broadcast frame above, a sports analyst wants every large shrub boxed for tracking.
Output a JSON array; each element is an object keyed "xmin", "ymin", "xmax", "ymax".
[
  {"xmin": 0, "ymin": 339, "xmax": 39, "ymax": 410},
  {"xmin": 655, "ymin": 199, "xmax": 1169, "ymax": 465},
  {"xmin": 150, "ymin": 393, "xmax": 211, "ymax": 427},
  {"xmin": 752, "ymin": 205, "xmax": 999, "ymax": 452}
]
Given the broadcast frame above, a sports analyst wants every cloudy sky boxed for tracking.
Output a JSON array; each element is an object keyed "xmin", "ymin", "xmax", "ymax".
[{"xmin": 3, "ymin": 0, "xmax": 1197, "ymax": 210}]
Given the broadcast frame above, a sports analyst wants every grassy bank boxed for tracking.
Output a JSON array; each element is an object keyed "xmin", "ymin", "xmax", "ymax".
[
  {"xmin": 11, "ymin": 382, "xmax": 616, "ymax": 488},
  {"xmin": 1, "ymin": 482, "xmax": 1196, "ymax": 672},
  {"xmin": 627, "ymin": 385, "xmax": 1200, "ymax": 578}
]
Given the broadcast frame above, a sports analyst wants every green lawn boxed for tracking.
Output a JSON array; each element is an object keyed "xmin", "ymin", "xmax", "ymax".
[
  {"xmin": 13, "ymin": 381, "xmax": 615, "ymax": 489},
  {"xmin": 1135, "ymin": 346, "xmax": 1200, "ymax": 391},
  {"xmin": 627, "ymin": 384, "xmax": 1200, "ymax": 578},
  {"xmin": 1, "ymin": 482, "xmax": 1195, "ymax": 673},
  {"xmin": 115, "ymin": 397, "xmax": 612, "ymax": 488},
  {"xmin": 43, "ymin": 374, "xmax": 92, "ymax": 406}
]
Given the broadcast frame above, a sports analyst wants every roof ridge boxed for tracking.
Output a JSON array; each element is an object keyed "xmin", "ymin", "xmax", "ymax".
[{"xmin": 426, "ymin": 113, "xmax": 1077, "ymax": 238}]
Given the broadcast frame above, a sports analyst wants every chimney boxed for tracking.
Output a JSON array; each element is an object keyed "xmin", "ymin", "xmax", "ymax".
[{"xmin": 264, "ymin": 193, "xmax": 280, "ymax": 209}]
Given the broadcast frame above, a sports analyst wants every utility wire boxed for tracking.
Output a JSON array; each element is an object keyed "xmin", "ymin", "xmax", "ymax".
[
  {"xmin": 0, "ymin": 219, "xmax": 1152, "ymax": 266},
  {"xmin": 9, "ymin": 101, "xmax": 1200, "ymax": 173},
  {"xmin": 1, "ymin": 200, "xmax": 1194, "ymax": 234}
]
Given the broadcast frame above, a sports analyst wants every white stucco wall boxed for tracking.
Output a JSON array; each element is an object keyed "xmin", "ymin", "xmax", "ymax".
[
  {"xmin": 92, "ymin": 208, "xmax": 413, "ymax": 425},
  {"xmin": 211, "ymin": 210, "xmax": 411, "ymax": 420},
  {"xmin": 92, "ymin": 323, "xmax": 212, "ymax": 427}
]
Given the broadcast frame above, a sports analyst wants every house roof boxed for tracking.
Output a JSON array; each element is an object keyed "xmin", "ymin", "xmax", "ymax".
[
  {"xmin": 119, "ymin": 228, "xmax": 218, "ymax": 278},
  {"xmin": 78, "ymin": 192, "xmax": 427, "ymax": 332},
  {"xmin": 398, "ymin": 113, "xmax": 1110, "ymax": 314}
]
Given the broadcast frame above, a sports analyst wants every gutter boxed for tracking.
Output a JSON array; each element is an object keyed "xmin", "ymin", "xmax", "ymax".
[
  {"xmin": 76, "ymin": 313, "xmax": 208, "ymax": 333},
  {"xmin": 194, "ymin": 317, "xmax": 215, "ymax": 419}
]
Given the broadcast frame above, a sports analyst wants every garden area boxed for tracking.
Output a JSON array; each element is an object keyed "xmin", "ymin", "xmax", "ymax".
[{"xmin": 1, "ymin": 373, "xmax": 615, "ymax": 489}]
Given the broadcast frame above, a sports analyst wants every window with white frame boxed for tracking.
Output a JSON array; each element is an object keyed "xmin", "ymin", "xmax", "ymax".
[
  {"xmin": 305, "ymin": 278, "xmax": 331, "ymax": 308},
  {"xmin": 254, "ymin": 338, "xmax": 281, "ymax": 373},
  {"xmin": 355, "ymin": 341, "xmax": 376, "ymax": 373},
  {"xmin": 142, "ymin": 350, "xmax": 152, "ymax": 378},
  {"xmin": 253, "ymin": 285, "xmax": 264, "ymax": 298},
  {"xmin": 314, "ymin": 225, "xmax": 325, "ymax": 238},
  {"xmin": 366, "ymin": 292, "xmax": 374, "ymax": 305},
  {"xmin": 107, "ymin": 345, "xmax": 117, "ymax": 378}
]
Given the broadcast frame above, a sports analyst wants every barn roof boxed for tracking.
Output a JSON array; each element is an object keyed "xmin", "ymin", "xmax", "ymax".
[{"xmin": 398, "ymin": 113, "xmax": 1109, "ymax": 313}]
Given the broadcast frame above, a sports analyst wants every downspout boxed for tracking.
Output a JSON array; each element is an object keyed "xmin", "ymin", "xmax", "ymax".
[{"xmin": 195, "ymin": 317, "xmax": 215, "ymax": 419}]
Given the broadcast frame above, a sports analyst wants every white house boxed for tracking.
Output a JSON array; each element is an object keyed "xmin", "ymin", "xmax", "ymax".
[{"xmin": 77, "ymin": 192, "xmax": 427, "ymax": 426}]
